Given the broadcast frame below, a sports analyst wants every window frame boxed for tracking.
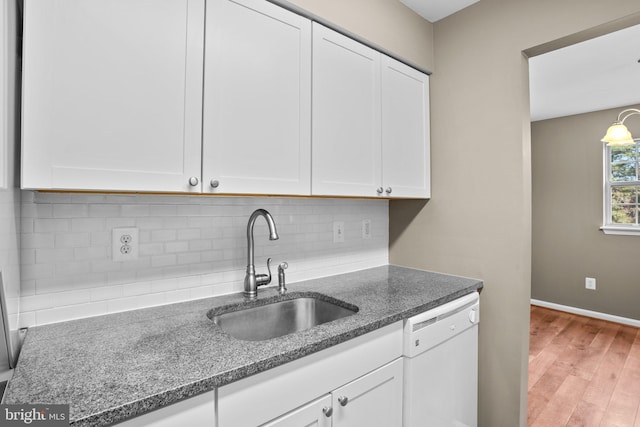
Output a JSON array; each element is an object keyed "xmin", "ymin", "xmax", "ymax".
[{"xmin": 601, "ymin": 138, "xmax": 640, "ymax": 235}]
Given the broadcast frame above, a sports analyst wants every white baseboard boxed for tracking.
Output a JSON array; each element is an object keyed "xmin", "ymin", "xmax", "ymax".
[{"xmin": 530, "ymin": 299, "xmax": 640, "ymax": 328}]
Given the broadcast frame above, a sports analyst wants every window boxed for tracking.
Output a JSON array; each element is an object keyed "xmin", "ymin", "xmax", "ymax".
[{"xmin": 603, "ymin": 139, "xmax": 640, "ymax": 235}]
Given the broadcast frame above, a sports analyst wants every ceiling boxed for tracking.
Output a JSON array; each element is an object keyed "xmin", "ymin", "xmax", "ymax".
[
  {"xmin": 400, "ymin": 0, "xmax": 480, "ymax": 23},
  {"xmin": 529, "ymin": 23, "xmax": 640, "ymax": 122}
]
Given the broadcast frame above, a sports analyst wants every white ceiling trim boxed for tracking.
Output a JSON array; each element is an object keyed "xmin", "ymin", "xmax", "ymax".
[{"xmin": 529, "ymin": 24, "xmax": 640, "ymax": 122}]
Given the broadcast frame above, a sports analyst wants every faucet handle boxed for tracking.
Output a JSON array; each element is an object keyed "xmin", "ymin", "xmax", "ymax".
[
  {"xmin": 256, "ymin": 257, "xmax": 272, "ymax": 287},
  {"xmin": 277, "ymin": 262, "xmax": 288, "ymax": 295}
]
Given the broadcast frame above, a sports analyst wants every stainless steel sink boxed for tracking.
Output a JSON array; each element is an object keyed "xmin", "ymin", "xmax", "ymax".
[{"xmin": 209, "ymin": 295, "xmax": 358, "ymax": 341}]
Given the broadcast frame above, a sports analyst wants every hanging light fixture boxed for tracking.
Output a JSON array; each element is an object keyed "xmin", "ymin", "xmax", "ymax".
[{"xmin": 601, "ymin": 108, "xmax": 640, "ymax": 146}]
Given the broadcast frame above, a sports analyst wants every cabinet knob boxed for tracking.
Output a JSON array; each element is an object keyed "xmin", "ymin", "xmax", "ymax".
[
  {"xmin": 385, "ymin": 187, "xmax": 393, "ymax": 194},
  {"xmin": 322, "ymin": 406, "xmax": 333, "ymax": 417},
  {"xmin": 338, "ymin": 396, "xmax": 349, "ymax": 407},
  {"xmin": 210, "ymin": 179, "xmax": 220, "ymax": 188},
  {"xmin": 376, "ymin": 187, "xmax": 384, "ymax": 194},
  {"xmin": 188, "ymin": 176, "xmax": 199, "ymax": 186}
]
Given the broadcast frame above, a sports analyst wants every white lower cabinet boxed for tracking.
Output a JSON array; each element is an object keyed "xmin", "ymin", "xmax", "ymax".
[
  {"xmin": 217, "ymin": 322, "xmax": 403, "ymax": 427},
  {"xmin": 264, "ymin": 358, "xmax": 403, "ymax": 427}
]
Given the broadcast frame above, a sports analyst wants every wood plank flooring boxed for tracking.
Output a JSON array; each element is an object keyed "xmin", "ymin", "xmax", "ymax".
[{"xmin": 528, "ymin": 305, "xmax": 640, "ymax": 426}]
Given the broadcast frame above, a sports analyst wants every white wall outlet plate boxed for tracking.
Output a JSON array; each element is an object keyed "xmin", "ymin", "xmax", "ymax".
[
  {"xmin": 362, "ymin": 219, "xmax": 372, "ymax": 239},
  {"xmin": 112, "ymin": 227, "xmax": 139, "ymax": 262},
  {"xmin": 333, "ymin": 221, "xmax": 345, "ymax": 243},
  {"xmin": 585, "ymin": 277, "xmax": 596, "ymax": 290}
]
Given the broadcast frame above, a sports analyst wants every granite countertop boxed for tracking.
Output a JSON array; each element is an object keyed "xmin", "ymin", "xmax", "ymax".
[{"xmin": 4, "ymin": 265, "xmax": 482, "ymax": 426}]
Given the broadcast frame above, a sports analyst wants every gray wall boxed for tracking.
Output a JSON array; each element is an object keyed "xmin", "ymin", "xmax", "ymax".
[
  {"xmin": 390, "ymin": 2, "xmax": 640, "ymax": 427},
  {"xmin": 532, "ymin": 104, "xmax": 640, "ymax": 320}
]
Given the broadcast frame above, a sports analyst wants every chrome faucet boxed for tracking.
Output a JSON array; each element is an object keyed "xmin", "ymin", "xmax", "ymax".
[{"xmin": 244, "ymin": 209, "xmax": 279, "ymax": 299}]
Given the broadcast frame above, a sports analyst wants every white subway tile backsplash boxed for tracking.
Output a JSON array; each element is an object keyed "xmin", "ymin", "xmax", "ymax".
[
  {"xmin": 121, "ymin": 205, "xmax": 150, "ymax": 217},
  {"xmin": 151, "ymin": 229, "xmax": 177, "ymax": 242},
  {"xmin": 34, "ymin": 218, "xmax": 71, "ymax": 233},
  {"xmin": 88, "ymin": 204, "xmax": 121, "ymax": 217},
  {"xmin": 73, "ymin": 247, "xmax": 108, "ymax": 261},
  {"xmin": 106, "ymin": 293, "xmax": 166, "ymax": 314},
  {"xmin": 165, "ymin": 289, "xmax": 191, "ymax": 304},
  {"xmin": 36, "ymin": 302, "xmax": 109, "ymax": 325},
  {"xmin": 151, "ymin": 254, "xmax": 177, "ymax": 268},
  {"xmin": 90, "ymin": 285, "xmax": 124, "ymax": 302},
  {"xmin": 189, "ymin": 285, "xmax": 214, "ymax": 299},
  {"xmin": 53, "ymin": 204, "xmax": 89, "ymax": 218},
  {"xmin": 72, "ymin": 218, "xmax": 106, "ymax": 232},
  {"xmin": 20, "ymin": 293, "xmax": 55, "ymax": 312},
  {"xmin": 139, "ymin": 243, "xmax": 164, "ymax": 257},
  {"xmin": 20, "ymin": 193, "xmax": 388, "ymax": 327},
  {"xmin": 55, "ymin": 233, "xmax": 90, "ymax": 248},
  {"xmin": 52, "ymin": 289, "xmax": 91, "ymax": 307},
  {"xmin": 123, "ymin": 281, "xmax": 152, "ymax": 297},
  {"xmin": 165, "ymin": 241, "xmax": 189, "ymax": 254}
]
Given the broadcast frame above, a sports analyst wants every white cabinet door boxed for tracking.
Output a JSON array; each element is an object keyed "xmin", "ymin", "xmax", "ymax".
[
  {"xmin": 332, "ymin": 358, "xmax": 403, "ymax": 427},
  {"xmin": 261, "ymin": 395, "xmax": 332, "ymax": 427},
  {"xmin": 381, "ymin": 56, "xmax": 430, "ymax": 199},
  {"xmin": 311, "ymin": 23, "xmax": 382, "ymax": 197},
  {"xmin": 203, "ymin": 0, "xmax": 311, "ymax": 195},
  {"xmin": 21, "ymin": 0, "xmax": 205, "ymax": 192}
]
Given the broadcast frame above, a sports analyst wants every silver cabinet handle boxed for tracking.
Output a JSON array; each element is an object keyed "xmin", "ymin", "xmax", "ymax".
[
  {"xmin": 210, "ymin": 179, "xmax": 219, "ymax": 188},
  {"xmin": 338, "ymin": 396, "xmax": 348, "ymax": 406},
  {"xmin": 322, "ymin": 406, "xmax": 333, "ymax": 417},
  {"xmin": 376, "ymin": 187, "xmax": 384, "ymax": 194},
  {"xmin": 188, "ymin": 176, "xmax": 199, "ymax": 186},
  {"xmin": 385, "ymin": 187, "xmax": 392, "ymax": 194}
]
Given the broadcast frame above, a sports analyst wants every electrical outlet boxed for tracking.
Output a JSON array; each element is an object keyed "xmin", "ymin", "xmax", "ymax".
[
  {"xmin": 585, "ymin": 277, "xmax": 596, "ymax": 290},
  {"xmin": 333, "ymin": 221, "xmax": 345, "ymax": 243},
  {"xmin": 362, "ymin": 219, "xmax": 372, "ymax": 239},
  {"xmin": 113, "ymin": 227, "xmax": 139, "ymax": 261}
]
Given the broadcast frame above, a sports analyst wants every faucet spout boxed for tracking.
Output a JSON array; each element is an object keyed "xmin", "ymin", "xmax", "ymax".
[{"xmin": 244, "ymin": 209, "xmax": 279, "ymax": 299}]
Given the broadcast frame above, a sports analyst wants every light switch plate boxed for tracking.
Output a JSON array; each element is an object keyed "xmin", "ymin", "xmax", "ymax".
[
  {"xmin": 333, "ymin": 221, "xmax": 345, "ymax": 243},
  {"xmin": 362, "ymin": 219, "xmax": 371, "ymax": 239}
]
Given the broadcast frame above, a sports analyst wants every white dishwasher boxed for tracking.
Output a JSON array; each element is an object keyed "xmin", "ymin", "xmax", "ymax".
[{"xmin": 403, "ymin": 292, "xmax": 480, "ymax": 427}]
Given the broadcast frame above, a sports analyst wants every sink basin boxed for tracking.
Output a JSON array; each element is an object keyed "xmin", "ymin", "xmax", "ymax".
[{"xmin": 208, "ymin": 295, "xmax": 358, "ymax": 341}]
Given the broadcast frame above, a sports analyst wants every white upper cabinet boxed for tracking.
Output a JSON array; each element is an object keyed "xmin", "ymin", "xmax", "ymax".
[
  {"xmin": 202, "ymin": 0, "xmax": 311, "ymax": 195},
  {"xmin": 312, "ymin": 24, "xmax": 430, "ymax": 199},
  {"xmin": 21, "ymin": 0, "xmax": 205, "ymax": 192},
  {"xmin": 311, "ymin": 23, "xmax": 382, "ymax": 197},
  {"xmin": 21, "ymin": 0, "xmax": 429, "ymax": 198},
  {"xmin": 381, "ymin": 56, "xmax": 430, "ymax": 198}
]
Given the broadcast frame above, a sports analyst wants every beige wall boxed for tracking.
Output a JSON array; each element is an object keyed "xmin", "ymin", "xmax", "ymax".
[
  {"xmin": 532, "ymin": 105, "xmax": 640, "ymax": 320},
  {"xmin": 274, "ymin": 0, "xmax": 434, "ymax": 72},
  {"xmin": 390, "ymin": 1, "xmax": 640, "ymax": 427}
]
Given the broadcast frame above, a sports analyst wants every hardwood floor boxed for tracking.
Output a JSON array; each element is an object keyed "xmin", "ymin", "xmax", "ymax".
[{"xmin": 528, "ymin": 305, "xmax": 640, "ymax": 426}]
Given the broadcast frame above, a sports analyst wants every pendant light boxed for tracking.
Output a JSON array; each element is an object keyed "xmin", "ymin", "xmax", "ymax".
[{"xmin": 601, "ymin": 108, "xmax": 640, "ymax": 146}]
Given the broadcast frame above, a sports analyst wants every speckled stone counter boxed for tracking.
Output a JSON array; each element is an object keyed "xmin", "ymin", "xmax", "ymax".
[{"xmin": 4, "ymin": 265, "xmax": 482, "ymax": 426}]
